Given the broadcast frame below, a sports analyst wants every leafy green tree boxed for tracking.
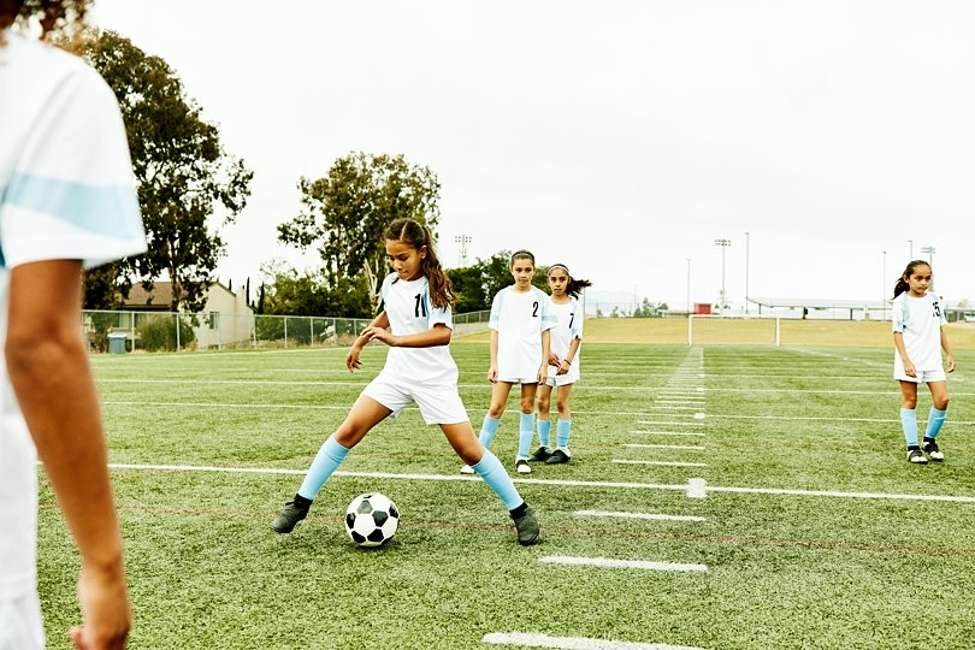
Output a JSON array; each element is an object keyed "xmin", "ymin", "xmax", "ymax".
[
  {"xmin": 278, "ymin": 152, "xmax": 440, "ymax": 311},
  {"xmin": 447, "ymin": 251, "xmax": 549, "ymax": 312},
  {"xmin": 259, "ymin": 261, "xmax": 372, "ymax": 318},
  {"xmin": 78, "ymin": 30, "xmax": 253, "ymax": 311}
]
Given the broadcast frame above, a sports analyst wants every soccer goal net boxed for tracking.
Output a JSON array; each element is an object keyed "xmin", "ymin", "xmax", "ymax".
[{"xmin": 687, "ymin": 315, "xmax": 781, "ymax": 346}]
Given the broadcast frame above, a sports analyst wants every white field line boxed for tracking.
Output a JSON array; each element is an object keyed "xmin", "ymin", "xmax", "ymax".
[
  {"xmin": 625, "ymin": 443, "xmax": 705, "ymax": 451},
  {"xmin": 100, "ymin": 401, "xmax": 712, "ymax": 419},
  {"xmin": 631, "ymin": 431, "xmax": 706, "ymax": 438},
  {"xmin": 539, "ymin": 555, "xmax": 708, "ymax": 573},
  {"xmin": 642, "ymin": 406, "xmax": 701, "ymax": 411},
  {"xmin": 699, "ymin": 413, "xmax": 975, "ymax": 426},
  {"xmin": 687, "ymin": 478, "xmax": 708, "ymax": 499},
  {"xmin": 575, "ymin": 510, "xmax": 706, "ymax": 523},
  {"xmin": 613, "ymin": 459, "xmax": 708, "ymax": 468},
  {"xmin": 636, "ymin": 421, "xmax": 706, "ymax": 428},
  {"xmin": 702, "ymin": 387, "xmax": 975, "ymax": 396},
  {"xmin": 653, "ymin": 400, "xmax": 706, "ymax": 404},
  {"xmin": 482, "ymin": 632, "xmax": 707, "ymax": 650}
]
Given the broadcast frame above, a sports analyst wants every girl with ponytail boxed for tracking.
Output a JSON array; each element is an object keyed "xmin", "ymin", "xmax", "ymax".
[
  {"xmin": 891, "ymin": 260, "xmax": 955, "ymax": 464},
  {"xmin": 272, "ymin": 218, "xmax": 540, "ymax": 545}
]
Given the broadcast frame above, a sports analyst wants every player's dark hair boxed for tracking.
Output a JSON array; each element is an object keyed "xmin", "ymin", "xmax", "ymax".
[
  {"xmin": 893, "ymin": 260, "xmax": 931, "ymax": 299},
  {"xmin": 0, "ymin": 0, "xmax": 90, "ymax": 43},
  {"xmin": 548, "ymin": 263, "xmax": 592, "ymax": 299},
  {"xmin": 510, "ymin": 250, "xmax": 535, "ymax": 268},
  {"xmin": 385, "ymin": 218, "xmax": 455, "ymax": 310}
]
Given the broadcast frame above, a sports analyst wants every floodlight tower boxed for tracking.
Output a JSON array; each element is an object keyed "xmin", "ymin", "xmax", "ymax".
[
  {"xmin": 454, "ymin": 234, "xmax": 472, "ymax": 266},
  {"xmin": 882, "ymin": 250, "xmax": 887, "ymax": 321},
  {"xmin": 921, "ymin": 245, "xmax": 935, "ymax": 266},
  {"xmin": 686, "ymin": 258, "xmax": 692, "ymax": 315},
  {"xmin": 744, "ymin": 231, "xmax": 750, "ymax": 314},
  {"xmin": 907, "ymin": 240, "xmax": 914, "ymax": 260},
  {"xmin": 714, "ymin": 238, "xmax": 732, "ymax": 314}
]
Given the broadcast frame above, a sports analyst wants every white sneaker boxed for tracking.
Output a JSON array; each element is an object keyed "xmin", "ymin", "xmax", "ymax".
[
  {"xmin": 515, "ymin": 459, "xmax": 532, "ymax": 474},
  {"xmin": 460, "ymin": 464, "xmax": 475, "ymax": 475}
]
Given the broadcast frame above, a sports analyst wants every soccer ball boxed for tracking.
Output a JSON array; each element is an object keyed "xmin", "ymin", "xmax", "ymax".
[{"xmin": 345, "ymin": 493, "xmax": 399, "ymax": 547}]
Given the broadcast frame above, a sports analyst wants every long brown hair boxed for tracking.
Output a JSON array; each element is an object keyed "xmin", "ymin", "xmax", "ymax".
[
  {"xmin": 385, "ymin": 218, "xmax": 455, "ymax": 310},
  {"xmin": 0, "ymin": 0, "xmax": 90, "ymax": 44},
  {"xmin": 893, "ymin": 260, "xmax": 931, "ymax": 299},
  {"xmin": 548, "ymin": 263, "xmax": 592, "ymax": 299}
]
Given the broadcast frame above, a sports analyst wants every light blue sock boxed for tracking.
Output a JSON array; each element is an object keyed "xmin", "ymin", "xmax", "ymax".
[
  {"xmin": 297, "ymin": 435, "xmax": 350, "ymax": 500},
  {"xmin": 557, "ymin": 419, "xmax": 572, "ymax": 449},
  {"xmin": 518, "ymin": 413, "xmax": 536, "ymax": 458},
  {"xmin": 472, "ymin": 448, "xmax": 524, "ymax": 511},
  {"xmin": 924, "ymin": 407, "xmax": 947, "ymax": 440},
  {"xmin": 537, "ymin": 419, "xmax": 552, "ymax": 449},
  {"xmin": 479, "ymin": 416, "xmax": 500, "ymax": 449},
  {"xmin": 900, "ymin": 408, "xmax": 918, "ymax": 447}
]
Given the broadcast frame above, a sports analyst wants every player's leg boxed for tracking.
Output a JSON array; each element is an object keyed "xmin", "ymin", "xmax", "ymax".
[
  {"xmin": 922, "ymin": 378, "xmax": 949, "ymax": 461},
  {"xmin": 461, "ymin": 381, "xmax": 514, "ymax": 474},
  {"xmin": 515, "ymin": 382, "xmax": 539, "ymax": 473},
  {"xmin": 531, "ymin": 382, "xmax": 554, "ymax": 462},
  {"xmin": 547, "ymin": 383, "xmax": 575, "ymax": 465},
  {"xmin": 438, "ymin": 421, "xmax": 539, "ymax": 544},
  {"xmin": 272, "ymin": 394, "xmax": 392, "ymax": 533},
  {"xmin": 898, "ymin": 380, "xmax": 925, "ymax": 465}
]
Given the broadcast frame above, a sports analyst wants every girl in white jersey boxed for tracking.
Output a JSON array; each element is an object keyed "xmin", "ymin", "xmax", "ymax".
[
  {"xmin": 461, "ymin": 250, "xmax": 555, "ymax": 476},
  {"xmin": 272, "ymin": 220, "xmax": 540, "ymax": 545},
  {"xmin": 891, "ymin": 260, "xmax": 955, "ymax": 465},
  {"xmin": 530, "ymin": 264, "xmax": 590, "ymax": 465}
]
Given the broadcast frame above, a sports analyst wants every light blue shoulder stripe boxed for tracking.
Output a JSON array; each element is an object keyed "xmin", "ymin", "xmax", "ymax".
[{"xmin": 2, "ymin": 173, "xmax": 143, "ymax": 239}]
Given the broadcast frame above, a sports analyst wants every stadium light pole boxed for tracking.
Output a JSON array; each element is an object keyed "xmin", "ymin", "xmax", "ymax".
[
  {"xmin": 686, "ymin": 258, "xmax": 691, "ymax": 315},
  {"xmin": 714, "ymin": 238, "xmax": 732, "ymax": 314},
  {"xmin": 454, "ymin": 234, "xmax": 472, "ymax": 267},
  {"xmin": 744, "ymin": 231, "xmax": 750, "ymax": 315},
  {"xmin": 907, "ymin": 239, "xmax": 914, "ymax": 260},
  {"xmin": 882, "ymin": 250, "xmax": 887, "ymax": 321},
  {"xmin": 921, "ymin": 245, "xmax": 935, "ymax": 266}
]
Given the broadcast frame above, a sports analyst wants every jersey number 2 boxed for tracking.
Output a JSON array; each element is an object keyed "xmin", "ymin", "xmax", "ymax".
[
  {"xmin": 414, "ymin": 294, "xmax": 427, "ymax": 318},
  {"xmin": 532, "ymin": 301, "xmax": 539, "ymax": 317}
]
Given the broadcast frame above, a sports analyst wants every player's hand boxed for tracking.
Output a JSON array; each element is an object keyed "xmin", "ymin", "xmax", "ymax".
[
  {"xmin": 557, "ymin": 360, "xmax": 570, "ymax": 376},
  {"xmin": 537, "ymin": 365, "xmax": 548, "ymax": 385},
  {"xmin": 70, "ymin": 562, "xmax": 131, "ymax": 650},
  {"xmin": 946, "ymin": 354, "xmax": 955, "ymax": 373},
  {"xmin": 488, "ymin": 365, "xmax": 498, "ymax": 383},
  {"xmin": 364, "ymin": 326, "xmax": 397, "ymax": 347},
  {"xmin": 903, "ymin": 360, "xmax": 917, "ymax": 378},
  {"xmin": 346, "ymin": 345, "xmax": 363, "ymax": 372},
  {"xmin": 548, "ymin": 354, "xmax": 561, "ymax": 367}
]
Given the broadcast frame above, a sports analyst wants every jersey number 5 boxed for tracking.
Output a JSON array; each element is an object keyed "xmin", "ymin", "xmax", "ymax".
[{"xmin": 414, "ymin": 294, "xmax": 427, "ymax": 318}]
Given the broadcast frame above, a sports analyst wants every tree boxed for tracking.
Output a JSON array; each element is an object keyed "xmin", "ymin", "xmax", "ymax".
[
  {"xmin": 447, "ymin": 251, "xmax": 550, "ymax": 313},
  {"xmin": 258, "ymin": 261, "xmax": 372, "ymax": 319},
  {"xmin": 78, "ymin": 31, "xmax": 253, "ymax": 311},
  {"xmin": 278, "ymin": 152, "xmax": 440, "ymax": 311}
]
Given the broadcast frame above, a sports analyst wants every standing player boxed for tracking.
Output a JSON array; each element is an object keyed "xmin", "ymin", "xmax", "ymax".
[
  {"xmin": 461, "ymin": 251, "xmax": 555, "ymax": 475},
  {"xmin": 1, "ymin": 5, "xmax": 144, "ymax": 649},
  {"xmin": 272, "ymin": 219, "xmax": 540, "ymax": 545},
  {"xmin": 892, "ymin": 260, "xmax": 954, "ymax": 464},
  {"xmin": 530, "ymin": 264, "xmax": 590, "ymax": 465}
]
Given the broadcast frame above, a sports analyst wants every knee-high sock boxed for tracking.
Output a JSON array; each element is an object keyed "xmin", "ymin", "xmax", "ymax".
[
  {"xmin": 925, "ymin": 407, "xmax": 947, "ymax": 440},
  {"xmin": 518, "ymin": 413, "xmax": 536, "ymax": 458},
  {"xmin": 557, "ymin": 419, "xmax": 572, "ymax": 449},
  {"xmin": 537, "ymin": 418, "xmax": 552, "ymax": 449},
  {"xmin": 472, "ymin": 449, "xmax": 524, "ymax": 511},
  {"xmin": 298, "ymin": 435, "xmax": 350, "ymax": 500},
  {"xmin": 900, "ymin": 408, "xmax": 918, "ymax": 447},
  {"xmin": 478, "ymin": 416, "xmax": 500, "ymax": 449}
]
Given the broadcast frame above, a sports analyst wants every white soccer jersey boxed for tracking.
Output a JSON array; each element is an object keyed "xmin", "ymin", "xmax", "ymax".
[
  {"xmin": 546, "ymin": 296, "xmax": 584, "ymax": 384},
  {"xmin": 377, "ymin": 272, "xmax": 457, "ymax": 385},
  {"xmin": 0, "ymin": 31, "xmax": 146, "ymax": 600},
  {"xmin": 489, "ymin": 285, "xmax": 556, "ymax": 382},
  {"xmin": 892, "ymin": 292, "xmax": 946, "ymax": 373}
]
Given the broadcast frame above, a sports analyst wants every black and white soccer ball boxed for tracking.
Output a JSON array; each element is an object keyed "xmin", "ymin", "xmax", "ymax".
[{"xmin": 345, "ymin": 493, "xmax": 399, "ymax": 547}]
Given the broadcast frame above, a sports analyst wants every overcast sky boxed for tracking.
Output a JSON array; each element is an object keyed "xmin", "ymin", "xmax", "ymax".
[{"xmin": 89, "ymin": 1, "xmax": 975, "ymax": 309}]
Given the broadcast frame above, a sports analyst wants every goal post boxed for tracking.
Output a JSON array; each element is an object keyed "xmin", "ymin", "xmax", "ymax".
[{"xmin": 688, "ymin": 314, "xmax": 781, "ymax": 346}]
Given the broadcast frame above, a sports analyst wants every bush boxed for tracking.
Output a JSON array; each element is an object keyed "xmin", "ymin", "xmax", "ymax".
[{"xmin": 136, "ymin": 316, "xmax": 196, "ymax": 351}]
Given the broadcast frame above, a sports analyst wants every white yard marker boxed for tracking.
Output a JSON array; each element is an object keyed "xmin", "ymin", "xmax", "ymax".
[
  {"xmin": 625, "ymin": 443, "xmax": 705, "ymax": 451},
  {"xmin": 539, "ymin": 555, "xmax": 708, "ymax": 573},
  {"xmin": 483, "ymin": 632, "xmax": 707, "ymax": 650},
  {"xmin": 643, "ymin": 406, "xmax": 701, "ymax": 411},
  {"xmin": 636, "ymin": 421, "xmax": 705, "ymax": 428},
  {"xmin": 575, "ymin": 510, "xmax": 706, "ymax": 523},
  {"xmin": 687, "ymin": 478, "xmax": 708, "ymax": 499},
  {"xmin": 613, "ymin": 459, "xmax": 708, "ymax": 468},
  {"xmin": 693, "ymin": 413, "xmax": 706, "ymax": 420},
  {"xmin": 631, "ymin": 431, "xmax": 706, "ymax": 438}
]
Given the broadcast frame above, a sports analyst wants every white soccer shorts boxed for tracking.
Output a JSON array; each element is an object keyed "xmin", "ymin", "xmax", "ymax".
[
  {"xmin": 0, "ymin": 591, "xmax": 44, "ymax": 650},
  {"xmin": 363, "ymin": 377, "xmax": 468, "ymax": 425},
  {"xmin": 894, "ymin": 368, "xmax": 947, "ymax": 384}
]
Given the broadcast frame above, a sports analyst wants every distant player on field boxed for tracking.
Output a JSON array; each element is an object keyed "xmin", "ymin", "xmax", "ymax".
[
  {"xmin": 272, "ymin": 219, "xmax": 540, "ymax": 545},
  {"xmin": 461, "ymin": 250, "xmax": 555, "ymax": 476},
  {"xmin": 529, "ymin": 263, "xmax": 590, "ymax": 466},
  {"xmin": 892, "ymin": 260, "xmax": 954, "ymax": 465},
  {"xmin": 1, "ymin": 3, "xmax": 146, "ymax": 647}
]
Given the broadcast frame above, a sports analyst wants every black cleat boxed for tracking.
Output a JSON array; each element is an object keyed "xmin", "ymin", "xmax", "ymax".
[
  {"xmin": 511, "ymin": 505, "xmax": 541, "ymax": 546},
  {"xmin": 922, "ymin": 439, "xmax": 944, "ymax": 462},
  {"xmin": 545, "ymin": 449, "xmax": 571, "ymax": 465},
  {"xmin": 272, "ymin": 498, "xmax": 310, "ymax": 534},
  {"xmin": 529, "ymin": 446, "xmax": 553, "ymax": 462}
]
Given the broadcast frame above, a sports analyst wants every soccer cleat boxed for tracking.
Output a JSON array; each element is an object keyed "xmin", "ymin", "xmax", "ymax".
[
  {"xmin": 907, "ymin": 448, "xmax": 928, "ymax": 465},
  {"xmin": 923, "ymin": 439, "xmax": 944, "ymax": 462},
  {"xmin": 460, "ymin": 464, "xmax": 475, "ymax": 475},
  {"xmin": 545, "ymin": 449, "xmax": 571, "ymax": 465},
  {"xmin": 511, "ymin": 506, "xmax": 541, "ymax": 546},
  {"xmin": 272, "ymin": 499, "xmax": 310, "ymax": 534},
  {"xmin": 515, "ymin": 459, "xmax": 532, "ymax": 474},
  {"xmin": 529, "ymin": 446, "xmax": 552, "ymax": 462}
]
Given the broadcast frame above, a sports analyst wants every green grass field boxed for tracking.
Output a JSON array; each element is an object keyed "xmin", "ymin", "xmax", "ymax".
[{"xmin": 37, "ymin": 339, "xmax": 975, "ymax": 649}]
